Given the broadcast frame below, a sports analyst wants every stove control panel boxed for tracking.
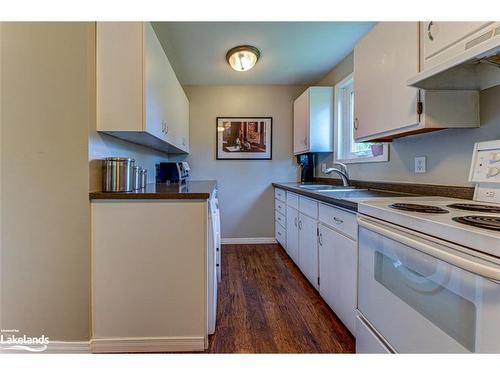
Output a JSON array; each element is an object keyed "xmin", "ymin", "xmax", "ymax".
[
  {"xmin": 471, "ymin": 150, "xmax": 500, "ymax": 182},
  {"xmin": 470, "ymin": 143, "xmax": 500, "ymax": 183},
  {"xmin": 470, "ymin": 140, "xmax": 500, "ymax": 203}
]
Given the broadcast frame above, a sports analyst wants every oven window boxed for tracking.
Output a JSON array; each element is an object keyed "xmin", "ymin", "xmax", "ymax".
[{"xmin": 374, "ymin": 251, "xmax": 476, "ymax": 352}]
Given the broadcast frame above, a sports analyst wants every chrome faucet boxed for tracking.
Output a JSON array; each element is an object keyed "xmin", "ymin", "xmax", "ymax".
[{"xmin": 324, "ymin": 162, "xmax": 350, "ymax": 186}]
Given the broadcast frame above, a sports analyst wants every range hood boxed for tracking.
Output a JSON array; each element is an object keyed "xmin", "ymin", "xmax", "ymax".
[{"xmin": 408, "ymin": 25, "xmax": 500, "ymax": 91}]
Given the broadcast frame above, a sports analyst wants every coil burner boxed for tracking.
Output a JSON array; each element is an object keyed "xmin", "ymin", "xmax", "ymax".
[
  {"xmin": 389, "ymin": 203, "xmax": 449, "ymax": 214},
  {"xmin": 452, "ymin": 216, "xmax": 500, "ymax": 231}
]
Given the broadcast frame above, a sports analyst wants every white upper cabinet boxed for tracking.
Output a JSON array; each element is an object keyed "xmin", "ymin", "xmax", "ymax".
[
  {"xmin": 354, "ymin": 22, "xmax": 420, "ymax": 141},
  {"xmin": 409, "ymin": 22, "xmax": 500, "ymax": 90},
  {"xmin": 354, "ymin": 22, "xmax": 479, "ymax": 142},
  {"xmin": 97, "ymin": 22, "xmax": 189, "ymax": 154},
  {"xmin": 421, "ymin": 22, "xmax": 493, "ymax": 71},
  {"xmin": 293, "ymin": 87, "xmax": 333, "ymax": 155}
]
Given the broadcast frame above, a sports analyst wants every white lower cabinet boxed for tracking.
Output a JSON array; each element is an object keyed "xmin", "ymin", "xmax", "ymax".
[
  {"xmin": 274, "ymin": 190, "xmax": 287, "ymax": 249},
  {"xmin": 275, "ymin": 221, "xmax": 286, "ymax": 248},
  {"xmin": 91, "ymin": 200, "xmax": 208, "ymax": 352},
  {"xmin": 286, "ymin": 206, "xmax": 299, "ymax": 264},
  {"xmin": 274, "ymin": 188, "xmax": 359, "ymax": 336},
  {"xmin": 318, "ymin": 223, "xmax": 357, "ymax": 333},
  {"xmin": 298, "ymin": 213, "xmax": 319, "ymax": 289}
]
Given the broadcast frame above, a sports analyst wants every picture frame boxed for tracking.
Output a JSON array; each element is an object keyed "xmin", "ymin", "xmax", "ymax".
[{"xmin": 216, "ymin": 117, "xmax": 272, "ymax": 160}]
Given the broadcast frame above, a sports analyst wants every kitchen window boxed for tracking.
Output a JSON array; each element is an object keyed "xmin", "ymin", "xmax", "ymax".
[{"xmin": 334, "ymin": 73, "xmax": 388, "ymax": 163}]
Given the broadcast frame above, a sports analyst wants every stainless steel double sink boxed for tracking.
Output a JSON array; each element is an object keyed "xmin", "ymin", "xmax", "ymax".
[{"xmin": 298, "ymin": 184, "xmax": 366, "ymax": 193}]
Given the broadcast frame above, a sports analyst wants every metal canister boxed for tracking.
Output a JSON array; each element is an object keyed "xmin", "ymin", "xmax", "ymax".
[
  {"xmin": 132, "ymin": 166, "xmax": 141, "ymax": 190},
  {"xmin": 102, "ymin": 157, "xmax": 135, "ymax": 192},
  {"xmin": 141, "ymin": 168, "xmax": 148, "ymax": 189}
]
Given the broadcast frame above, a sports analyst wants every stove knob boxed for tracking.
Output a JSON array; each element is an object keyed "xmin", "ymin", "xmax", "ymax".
[
  {"xmin": 490, "ymin": 152, "xmax": 500, "ymax": 163},
  {"xmin": 486, "ymin": 167, "xmax": 500, "ymax": 178}
]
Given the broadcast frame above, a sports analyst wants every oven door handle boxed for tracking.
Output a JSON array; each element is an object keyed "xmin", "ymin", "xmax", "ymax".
[{"xmin": 358, "ymin": 215, "xmax": 500, "ymax": 282}]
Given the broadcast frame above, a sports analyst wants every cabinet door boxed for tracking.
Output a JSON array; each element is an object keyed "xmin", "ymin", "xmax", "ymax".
[
  {"xmin": 162, "ymin": 49, "xmax": 189, "ymax": 152},
  {"xmin": 293, "ymin": 90, "xmax": 309, "ymax": 154},
  {"xmin": 144, "ymin": 22, "xmax": 189, "ymax": 151},
  {"xmin": 422, "ymin": 22, "xmax": 492, "ymax": 70},
  {"xmin": 298, "ymin": 213, "xmax": 318, "ymax": 289},
  {"xmin": 308, "ymin": 87, "xmax": 334, "ymax": 153},
  {"xmin": 286, "ymin": 206, "xmax": 299, "ymax": 265},
  {"xmin": 144, "ymin": 22, "xmax": 169, "ymax": 141},
  {"xmin": 318, "ymin": 224, "xmax": 357, "ymax": 333},
  {"xmin": 354, "ymin": 22, "xmax": 419, "ymax": 141}
]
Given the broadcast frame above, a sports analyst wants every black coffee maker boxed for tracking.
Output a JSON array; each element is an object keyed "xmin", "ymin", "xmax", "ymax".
[{"xmin": 297, "ymin": 153, "xmax": 314, "ymax": 183}]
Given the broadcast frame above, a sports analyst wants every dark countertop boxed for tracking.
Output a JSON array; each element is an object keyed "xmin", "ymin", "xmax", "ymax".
[
  {"xmin": 273, "ymin": 182, "xmax": 414, "ymax": 212},
  {"xmin": 90, "ymin": 180, "xmax": 217, "ymax": 200}
]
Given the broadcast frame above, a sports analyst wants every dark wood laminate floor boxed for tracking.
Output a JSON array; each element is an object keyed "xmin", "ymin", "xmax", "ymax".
[{"xmin": 207, "ymin": 244, "xmax": 355, "ymax": 353}]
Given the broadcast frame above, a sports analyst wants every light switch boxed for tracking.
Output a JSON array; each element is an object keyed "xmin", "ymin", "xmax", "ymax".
[{"xmin": 415, "ymin": 156, "xmax": 426, "ymax": 174}]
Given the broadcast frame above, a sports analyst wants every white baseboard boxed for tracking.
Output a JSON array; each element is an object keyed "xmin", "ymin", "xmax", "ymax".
[
  {"xmin": 45, "ymin": 341, "xmax": 91, "ymax": 353},
  {"xmin": 90, "ymin": 336, "xmax": 205, "ymax": 353},
  {"xmin": 221, "ymin": 237, "xmax": 277, "ymax": 245}
]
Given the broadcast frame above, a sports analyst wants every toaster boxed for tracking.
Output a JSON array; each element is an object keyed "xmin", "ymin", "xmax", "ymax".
[{"xmin": 155, "ymin": 162, "xmax": 190, "ymax": 183}]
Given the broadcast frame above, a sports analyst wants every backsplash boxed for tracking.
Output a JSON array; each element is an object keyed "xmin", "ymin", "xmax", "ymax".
[{"xmin": 89, "ymin": 131, "xmax": 170, "ymax": 192}]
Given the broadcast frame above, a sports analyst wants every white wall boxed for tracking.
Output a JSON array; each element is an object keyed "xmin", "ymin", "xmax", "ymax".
[
  {"xmin": 315, "ymin": 52, "xmax": 500, "ymax": 186},
  {"xmin": 1, "ymin": 23, "xmax": 92, "ymax": 341},
  {"xmin": 89, "ymin": 133, "xmax": 169, "ymax": 192},
  {"xmin": 184, "ymin": 85, "xmax": 305, "ymax": 239}
]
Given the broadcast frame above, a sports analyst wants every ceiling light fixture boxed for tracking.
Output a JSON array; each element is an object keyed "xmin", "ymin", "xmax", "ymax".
[{"xmin": 226, "ymin": 45, "xmax": 260, "ymax": 72}]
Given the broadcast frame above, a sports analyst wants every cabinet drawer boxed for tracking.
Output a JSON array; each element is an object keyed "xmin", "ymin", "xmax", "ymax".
[
  {"xmin": 275, "ymin": 221, "xmax": 286, "ymax": 248},
  {"xmin": 275, "ymin": 199, "xmax": 286, "ymax": 216},
  {"xmin": 286, "ymin": 192, "xmax": 299, "ymax": 209},
  {"xmin": 274, "ymin": 188, "xmax": 286, "ymax": 202},
  {"xmin": 299, "ymin": 196, "xmax": 318, "ymax": 219},
  {"xmin": 275, "ymin": 210, "xmax": 286, "ymax": 228},
  {"xmin": 319, "ymin": 203, "xmax": 357, "ymax": 240}
]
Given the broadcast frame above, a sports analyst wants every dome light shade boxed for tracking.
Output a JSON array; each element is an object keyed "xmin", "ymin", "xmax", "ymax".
[{"xmin": 226, "ymin": 45, "xmax": 260, "ymax": 72}]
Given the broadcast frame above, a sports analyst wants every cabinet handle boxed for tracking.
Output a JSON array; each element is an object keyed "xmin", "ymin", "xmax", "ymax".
[
  {"xmin": 318, "ymin": 232, "xmax": 323, "ymax": 246},
  {"xmin": 294, "ymin": 217, "xmax": 298, "ymax": 227},
  {"xmin": 298, "ymin": 220, "xmax": 302, "ymax": 230},
  {"xmin": 427, "ymin": 21, "xmax": 434, "ymax": 41},
  {"xmin": 354, "ymin": 118, "xmax": 359, "ymax": 130},
  {"xmin": 333, "ymin": 216, "xmax": 344, "ymax": 224}
]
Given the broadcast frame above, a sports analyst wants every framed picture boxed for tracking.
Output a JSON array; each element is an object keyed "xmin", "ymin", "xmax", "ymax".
[{"xmin": 216, "ymin": 117, "xmax": 272, "ymax": 160}]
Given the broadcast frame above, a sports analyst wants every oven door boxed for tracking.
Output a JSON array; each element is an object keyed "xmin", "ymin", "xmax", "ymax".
[{"xmin": 358, "ymin": 215, "xmax": 500, "ymax": 353}]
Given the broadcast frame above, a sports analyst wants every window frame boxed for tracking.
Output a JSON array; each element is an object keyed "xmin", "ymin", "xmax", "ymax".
[{"xmin": 333, "ymin": 73, "xmax": 389, "ymax": 164}]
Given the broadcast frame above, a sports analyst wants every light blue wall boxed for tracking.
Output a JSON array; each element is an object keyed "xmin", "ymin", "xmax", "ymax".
[{"xmin": 315, "ymin": 53, "xmax": 500, "ymax": 187}]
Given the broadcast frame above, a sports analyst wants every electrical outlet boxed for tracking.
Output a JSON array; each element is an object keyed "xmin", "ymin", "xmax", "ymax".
[
  {"xmin": 415, "ymin": 156, "xmax": 426, "ymax": 174},
  {"xmin": 485, "ymin": 190, "xmax": 496, "ymax": 198}
]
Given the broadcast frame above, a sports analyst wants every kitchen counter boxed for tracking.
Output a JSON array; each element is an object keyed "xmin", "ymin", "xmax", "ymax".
[
  {"xmin": 273, "ymin": 182, "xmax": 414, "ymax": 212},
  {"xmin": 89, "ymin": 180, "xmax": 217, "ymax": 200}
]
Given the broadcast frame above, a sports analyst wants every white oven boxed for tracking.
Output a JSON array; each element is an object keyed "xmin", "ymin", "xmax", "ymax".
[
  {"xmin": 357, "ymin": 215, "xmax": 500, "ymax": 353},
  {"xmin": 207, "ymin": 195, "xmax": 221, "ymax": 335}
]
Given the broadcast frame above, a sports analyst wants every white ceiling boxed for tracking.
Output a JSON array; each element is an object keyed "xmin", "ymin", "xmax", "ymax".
[{"xmin": 152, "ymin": 22, "xmax": 375, "ymax": 86}]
